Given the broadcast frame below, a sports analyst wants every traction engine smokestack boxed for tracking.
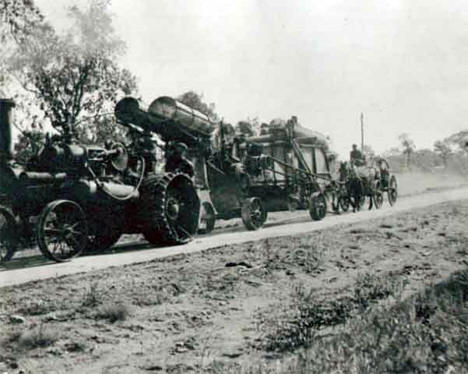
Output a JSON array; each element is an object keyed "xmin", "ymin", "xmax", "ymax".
[{"xmin": 0, "ymin": 98, "xmax": 15, "ymax": 163}]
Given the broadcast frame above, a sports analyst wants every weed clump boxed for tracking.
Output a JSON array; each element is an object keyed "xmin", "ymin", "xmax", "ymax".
[
  {"xmin": 81, "ymin": 281, "xmax": 104, "ymax": 307},
  {"xmin": 16, "ymin": 325, "xmax": 59, "ymax": 350},
  {"xmin": 97, "ymin": 302, "xmax": 130, "ymax": 323}
]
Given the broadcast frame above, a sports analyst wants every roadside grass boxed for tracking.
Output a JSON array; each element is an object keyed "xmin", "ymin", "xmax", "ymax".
[
  {"xmin": 229, "ymin": 268, "xmax": 468, "ymax": 374},
  {"xmin": 16, "ymin": 300, "xmax": 56, "ymax": 316},
  {"xmin": 257, "ymin": 272, "xmax": 404, "ymax": 353},
  {"xmin": 5, "ymin": 324, "xmax": 59, "ymax": 351}
]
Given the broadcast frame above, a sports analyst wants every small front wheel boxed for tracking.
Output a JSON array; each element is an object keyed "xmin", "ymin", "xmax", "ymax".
[
  {"xmin": 198, "ymin": 201, "xmax": 216, "ymax": 234},
  {"xmin": 0, "ymin": 206, "xmax": 18, "ymax": 262},
  {"xmin": 331, "ymin": 191, "xmax": 340, "ymax": 213},
  {"xmin": 309, "ymin": 193, "xmax": 327, "ymax": 221},
  {"xmin": 241, "ymin": 197, "xmax": 267, "ymax": 231},
  {"xmin": 37, "ymin": 200, "xmax": 88, "ymax": 262}
]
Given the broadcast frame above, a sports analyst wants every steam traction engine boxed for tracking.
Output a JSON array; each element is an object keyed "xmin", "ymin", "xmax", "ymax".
[
  {"xmin": 0, "ymin": 97, "xmax": 201, "ymax": 262},
  {"xmin": 112, "ymin": 98, "xmax": 333, "ymax": 233}
]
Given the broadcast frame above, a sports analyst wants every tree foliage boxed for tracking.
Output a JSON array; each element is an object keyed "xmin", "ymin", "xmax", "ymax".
[
  {"xmin": 433, "ymin": 140, "xmax": 452, "ymax": 168},
  {"xmin": 0, "ymin": 0, "xmax": 46, "ymax": 92},
  {"xmin": 176, "ymin": 91, "xmax": 218, "ymax": 121},
  {"xmin": 398, "ymin": 133, "xmax": 416, "ymax": 169},
  {"xmin": 0, "ymin": 0, "xmax": 45, "ymax": 41},
  {"xmin": 5, "ymin": 0, "xmax": 138, "ymax": 154},
  {"xmin": 445, "ymin": 130, "xmax": 468, "ymax": 152}
]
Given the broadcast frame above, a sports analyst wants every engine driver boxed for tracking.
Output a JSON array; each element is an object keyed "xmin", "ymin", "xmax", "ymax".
[{"xmin": 165, "ymin": 142, "xmax": 194, "ymax": 178}]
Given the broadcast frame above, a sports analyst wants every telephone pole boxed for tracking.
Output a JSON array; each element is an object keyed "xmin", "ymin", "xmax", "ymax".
[{"xmin": 360, "ymin": 112, "xmax": 364, "ymax": 152}]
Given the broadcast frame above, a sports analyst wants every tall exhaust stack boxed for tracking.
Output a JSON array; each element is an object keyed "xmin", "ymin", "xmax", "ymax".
[{"xmin": 0, "ymin": 98, "xmax": 15, "ymax": 162}]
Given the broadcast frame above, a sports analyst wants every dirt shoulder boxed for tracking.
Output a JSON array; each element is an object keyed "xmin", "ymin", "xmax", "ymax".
[{"xmin": 1, "ymin": 200, "xmax": 467, "ymax": 373}]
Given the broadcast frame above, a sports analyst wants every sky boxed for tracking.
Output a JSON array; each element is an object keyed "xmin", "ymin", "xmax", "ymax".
[{"xmin": 35, "ymin": 0, "xmax": 468, "ymax": 158}]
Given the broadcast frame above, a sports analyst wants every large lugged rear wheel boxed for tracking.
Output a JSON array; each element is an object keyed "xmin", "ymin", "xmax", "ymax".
[
  {"xmin": 141, "ymin": 173, "xmax": 200, "ymax": 245},
  {"xmin": 0, "ymin": 206, "xmax": 18, "ymax": 262},
  {"xmin": 37, "ymin": 200, "xmax": 88, "ymax": 262}
]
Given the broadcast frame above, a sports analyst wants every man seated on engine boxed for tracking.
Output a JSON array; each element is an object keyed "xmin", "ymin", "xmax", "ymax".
[
  {"xmin": 350, "ymin": 144, "xmax": 366, "ymax": 166},
  {"xmin": 165, "ymin": 142, "xmax": 194, "ymax": 178}
]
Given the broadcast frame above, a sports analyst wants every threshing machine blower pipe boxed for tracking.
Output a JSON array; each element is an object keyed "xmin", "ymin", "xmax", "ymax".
[{"xmin": 115, "ymin": 96, "xmax": 215, "ymax": 147}]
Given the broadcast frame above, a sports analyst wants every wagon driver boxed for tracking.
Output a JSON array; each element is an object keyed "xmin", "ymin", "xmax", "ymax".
[{"xmin": 350, "ymin": 144, "xmax": 365, "ymax": 166}]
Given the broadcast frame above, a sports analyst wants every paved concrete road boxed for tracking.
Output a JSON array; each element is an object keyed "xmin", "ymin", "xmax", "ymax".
[{"xmin": 1, "ymin": 187, "xmax": 467, "ymax": 288}]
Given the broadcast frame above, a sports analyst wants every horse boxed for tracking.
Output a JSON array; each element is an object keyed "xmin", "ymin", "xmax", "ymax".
[{"xmin": 338, "ymin": 161, "xmax": 375, "ymax": 212}]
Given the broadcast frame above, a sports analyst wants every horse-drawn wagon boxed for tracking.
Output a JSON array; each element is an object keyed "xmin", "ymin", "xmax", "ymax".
[{"xmin": 335, "ymin": 156, "xmax": 398, "ymax": 212}]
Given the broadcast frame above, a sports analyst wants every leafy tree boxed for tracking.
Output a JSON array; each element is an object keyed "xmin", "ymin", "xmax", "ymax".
[
  {"xmin": 433, "ymin": 140, "xmax": 452, "ymax": 168},
  {"xmin": 177, "ymin": 91, "xmax": 218, "ymax": 121},
  {"xmin": 0, "ymin": 0, "xmax": 46, "ymax": 87},
  {"xmin": 235, "ymin": 117, "xmax": 261, "ymax": 137},
  {"xmin": 6, "ymin": 0, "xmax": 138, "ymax": 153},
  {"xmin": 445, "ymin": 130, "xmax": 468, "ymax": 152},
  {"xmin": 0, "ymin": 0, "xmax": 45, "ymax": 41},
  {"xmin": 398, "ymin": 133, "xmax": 416, "ymax": 169}
]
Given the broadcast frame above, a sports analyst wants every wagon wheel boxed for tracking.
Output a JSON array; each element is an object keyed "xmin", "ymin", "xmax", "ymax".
[
  {"xmin": 373, "ymin": 182, "xmax": 384, "ymax": 209},
  {"xmin": 309, "ymin": 193, "xmax": 327, "ymax": 221},
  {"xmin": 0, "ymin": 206, "xmax": 18, "ymax": 262},
  {"xmin": 388, "ymin": 176, "xmax": 398, "ymax": 206},
  {"xmin": 87, "ymin": 224, "xmax": 122, "ymax": 252},
  {"xmin": 339, "ymin": 195, "xmax": 350, "ymax": 212},
  {"xmin": 37, "ymin": 200, "xmax": 88, "ymax": 262},
  {"xmin": 142, "ymin": 173, "xmax": 200, "ymax": 245},
  {"xmin": 198, "ymin": 201, "xmax": 216, "ymax": 234},
  {"xmin": 241, "ymin": 197, "xmax": 267, "ymax": 230},
  {"xmin": 330, "ymin": 189, "xmax": 340, "ymax": 213}
]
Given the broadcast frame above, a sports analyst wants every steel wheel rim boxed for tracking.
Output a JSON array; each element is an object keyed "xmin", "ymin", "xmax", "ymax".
[
  {"xmin": 199, "ymin": 202, "xmax": 215, "ymax": 232},
  {"xmin": 374, "ymin": 192, "xmax": 384, "ymax": 209},
  {"xmin": 250, "ymin": 199, "xmax": 265, "ymax": 227},
  {"xmin": 388, "ymin": 177, "xmax": 398, "ymax": 205},
  {"xmin": 0, "ymin": 209, "xmax": 16, "ymax": 261},
  {"xmin": 165, "ymin": 195, "xmax": 180, "ymax": 222},
  {"xmin": 38, "ymin": 201, "xmax": 88, "ymax": 261},
  {"xmin": 339, "ymin": 196, "xmax": 350, "ymax": 212},
  {"xmin": 165, "ymin": 177, "xmax": 200, "ymax": 242},
  {"xmin": 317, "ymin": 195, "xmax": 327, "ymax": 217},
  {"xmin": 310, "ymin": 194, "xmax": 326, "ymax": 219}
]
